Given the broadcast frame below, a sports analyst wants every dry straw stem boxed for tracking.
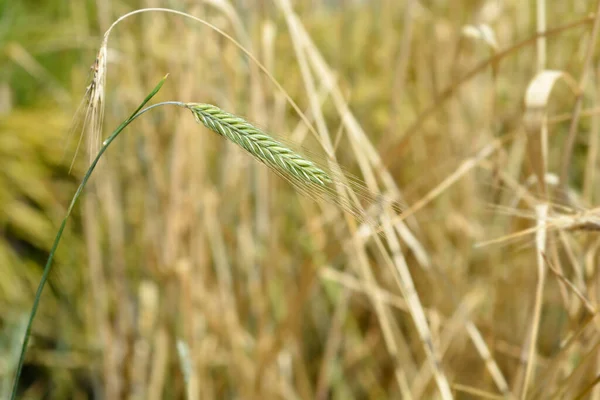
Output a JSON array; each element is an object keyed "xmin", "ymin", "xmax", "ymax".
[
  {"xmin": 523, "ymin": 70, "xmax": 578, "ymax": 196},
  {"xmin": 527, "ymin": 313, "xmax": 599, "ymax": 399},
  {"xmin": 542, "ymin": 254, "xmax": 596, "ymax": 315},
  {"xmin": 452, "ymin": 384, "xmax": 506, "ymax": 400},
  {"xmin": 475, "ymin": 206, "xmax": 600, "ymax": 249},
  {"xmin": 533, "ymin": 0, "xmax": 548, "ymax": 197},
  {"xmin": 520, "ymin": 204, "xmax": 548, "ymax": 399},
  {"xmin": 378, "ymin": 211, "xmax": 453, "ymax": 400}
]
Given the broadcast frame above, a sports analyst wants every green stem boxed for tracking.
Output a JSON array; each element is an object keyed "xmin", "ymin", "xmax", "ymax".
[{"xmin": 10, "ymin": 74, "xmax": 169, "ymax": 400}]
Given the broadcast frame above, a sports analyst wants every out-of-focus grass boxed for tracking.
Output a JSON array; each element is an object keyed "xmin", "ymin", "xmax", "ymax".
[{"xmin": 2, "ymin": 0, "xmax": 600, "ymax": 398}]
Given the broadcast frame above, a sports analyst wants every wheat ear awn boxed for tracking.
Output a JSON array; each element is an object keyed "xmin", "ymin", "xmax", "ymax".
[{"xmin": 187, "ymin": 103, "xmax": 332, "ymax": 187}]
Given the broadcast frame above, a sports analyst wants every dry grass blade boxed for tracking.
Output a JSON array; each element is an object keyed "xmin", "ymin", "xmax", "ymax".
[
  {"xmin": 520, "ymin": 204, "xmax": 548, "ymax": 398},
  {"xmin": 524, "ymin": 70, "xmax": 577, "ymax": 132},
  {"xmin": 452, "ymin": 383, "xmax": 507, "ymax": 400},
  {"xmin": 475, "ymin": 206, "xmax": 600, "ymax": 248},
  {"xmin": 523, "ymin": 69, "xmax": 576, "ymax": 197},
  {"xmin": 378, "ymin": 210, "xmax": 453, "ymax": 400},
  {"xmin": 542, "ymin": 254, "xmax": 596, "ymax": 315}
]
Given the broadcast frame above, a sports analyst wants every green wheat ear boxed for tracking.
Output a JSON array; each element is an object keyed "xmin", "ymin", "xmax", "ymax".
[{"xmin": 186, "ymin": 103, "xmax": 332, "ymax": 187}]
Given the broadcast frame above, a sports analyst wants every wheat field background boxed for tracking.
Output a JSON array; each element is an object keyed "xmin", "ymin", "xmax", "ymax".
[{"xmin": 1, "ymin": 0, "xmax": 600, "ymax": 399}]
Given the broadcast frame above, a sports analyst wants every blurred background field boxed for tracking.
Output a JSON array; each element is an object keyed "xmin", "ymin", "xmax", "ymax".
[{"xmin": 2, "ymin": 0, "xmax": 600, "ymax": 398}]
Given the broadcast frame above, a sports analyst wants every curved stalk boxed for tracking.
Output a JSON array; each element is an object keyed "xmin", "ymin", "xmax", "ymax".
[{"xmin": 10, "ymin": 75, "xmax": 169, "ymax": 400}]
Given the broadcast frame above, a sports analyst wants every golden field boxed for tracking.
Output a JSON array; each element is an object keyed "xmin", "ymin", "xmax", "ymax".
[{"xmin": 1, "ymin": 1, "xmax": 600, "ymax": 398}]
